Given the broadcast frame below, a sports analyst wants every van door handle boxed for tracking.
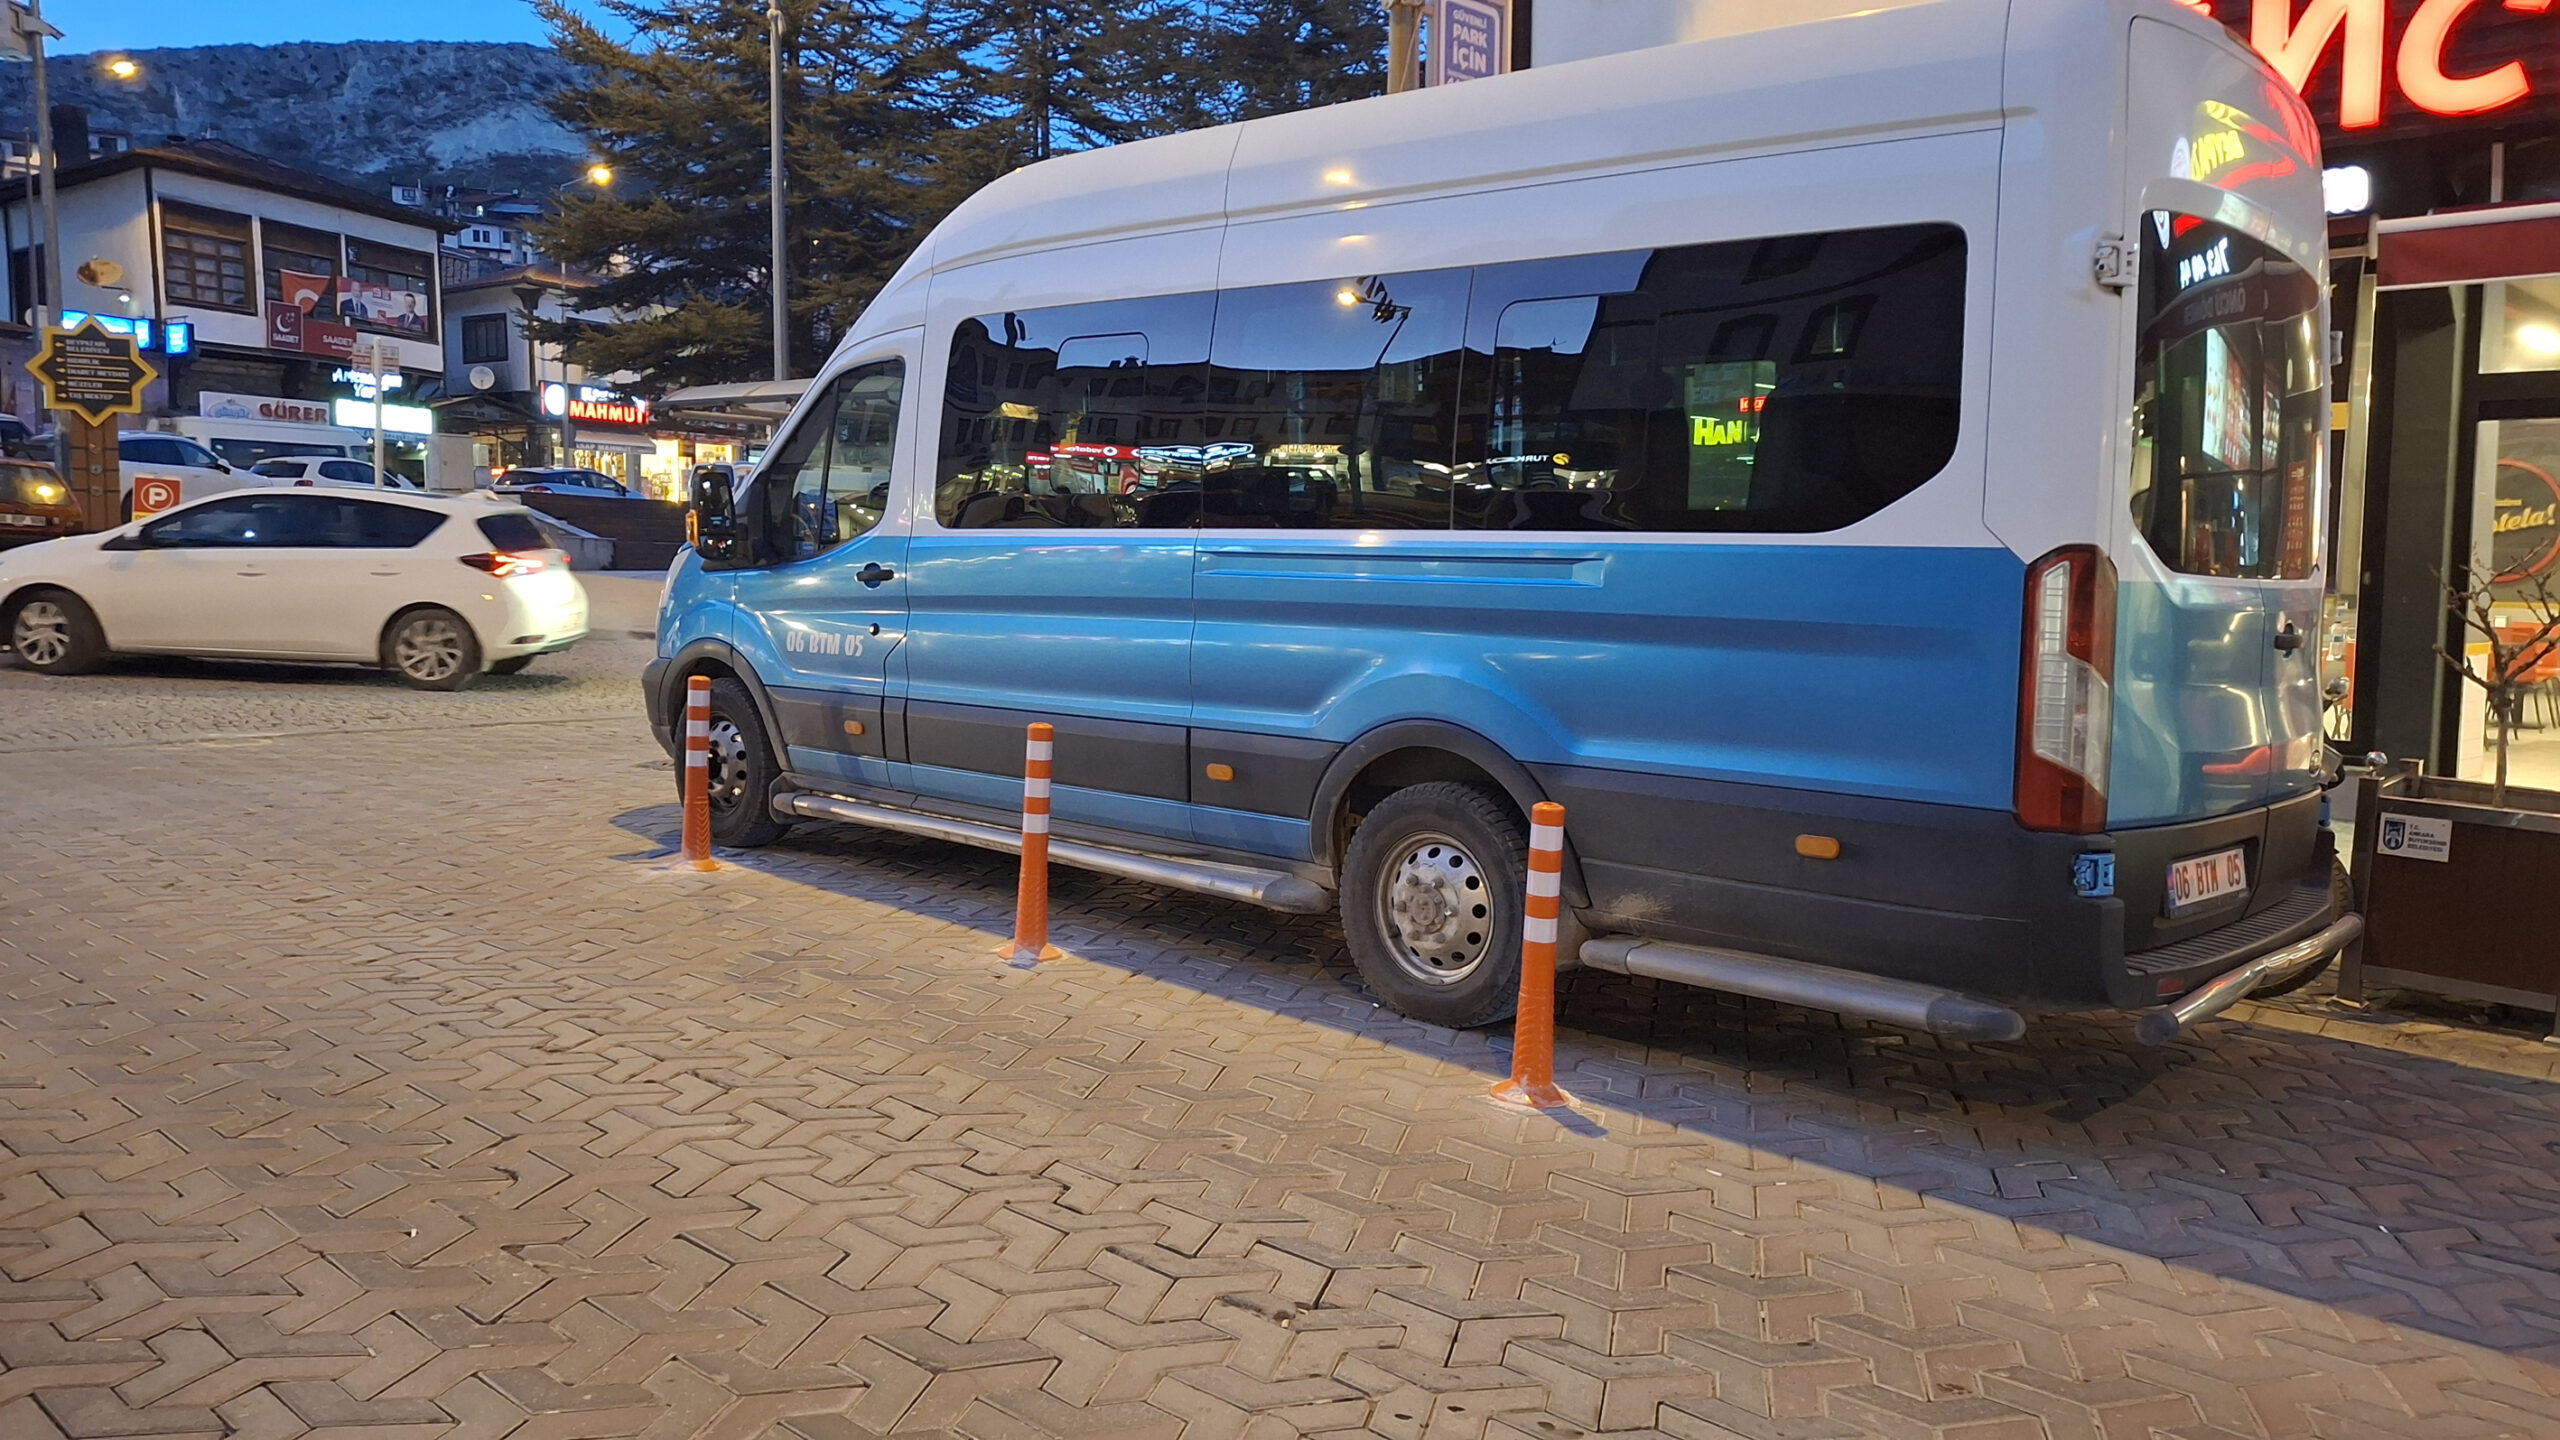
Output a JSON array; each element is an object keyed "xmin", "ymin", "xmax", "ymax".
[
  {"xmin": 2273, "ymin": 624, "xmax": 2304, "ymax": 653},
  {"xmin": 857, "ymin": 563, "xmax": 897, "ymax": 586}
]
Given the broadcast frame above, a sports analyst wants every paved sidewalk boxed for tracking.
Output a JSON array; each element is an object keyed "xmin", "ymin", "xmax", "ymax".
[{"xmin": 2, "ymin": 652, "xmax": 2558, "ymax": 1440}]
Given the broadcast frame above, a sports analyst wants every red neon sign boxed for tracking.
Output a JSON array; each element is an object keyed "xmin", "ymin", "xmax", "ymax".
[{"xmin": 2203, "ymin": 0, "xmax": 2558, "ymax": 130}]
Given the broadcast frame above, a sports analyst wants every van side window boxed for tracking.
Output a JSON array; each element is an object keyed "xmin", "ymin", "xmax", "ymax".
[
  {"xmin": 937, "ymin": 294, "xmax": 1214, "ymax": 528},
  {"xmin": 1456, "ymin": 225, "xmax": 1967, "ymax": 532},
  {"xmin": 1200, "ymin": 270, "xmax": 1470, "ymax": 529},
  {"xmin": 751, "ymin": 360, "xmax": 903, "ymax": 564}
]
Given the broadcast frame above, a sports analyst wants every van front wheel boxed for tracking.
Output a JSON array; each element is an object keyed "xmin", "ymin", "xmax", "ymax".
[{"xmin": 1341, "ymin": 782, "xmax": 1529, "ymax": 1028}]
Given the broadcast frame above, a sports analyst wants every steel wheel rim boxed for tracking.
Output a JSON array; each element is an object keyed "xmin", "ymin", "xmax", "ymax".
[
  {"xmin": 1376, "ymin": 830, "xmax": 1496, "ymax": 985},
  {"xmin": 393, "ymin": 616, "xmax": 466, "ymax": 681},
  {"xmin": 12, "ymin": 601, "xmax": 69, "ymax": 667},
  {"xmin": 706, "ymin": 717, "xmax": 753, "ymax": 813}
]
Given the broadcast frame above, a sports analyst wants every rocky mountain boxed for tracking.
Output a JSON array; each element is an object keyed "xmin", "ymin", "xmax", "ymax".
[{"xmin": 0, "ymin": 41, "xmax": 587, "ymax": 193}]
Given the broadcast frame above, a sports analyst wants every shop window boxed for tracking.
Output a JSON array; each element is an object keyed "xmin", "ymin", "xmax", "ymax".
[
  {"xmin": 342, "ymin": 239, "xmax": 435, "ymax": 338},
  {"xmin": 2482, "ymin": 276, "xmax": 2560, "ymax": 374},
  {"xmin": 2128, "ymin": 213, "xmax": 2325, "ymax": 580},
  {"xmin": 751, "ymin": 360, "xmax": 904, "ymax": 563},
  {"xmin": 262, "ymin": 220, "xmax": 340, "ymax": 303},
  {"xmin": 461, "ymin": 313, "xmax": 511, "ymax": 365},
  {"xmin": 936, "ymin": 293, "xmax": 1213, "ymax": 529},
  {"xmin": 1456, "ymin": 225, "xmax": 1968, "ymax": 532},
  {"xmin": 162, "ymin": 202, "xmax": 253, "ymax": 313},
  {"xmin": 1198, "ymin": 271, "xmax": 1470, "ymax": 529}
]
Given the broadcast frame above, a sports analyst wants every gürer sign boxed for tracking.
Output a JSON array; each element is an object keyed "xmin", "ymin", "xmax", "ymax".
[{"xmin": 2202, "ymin": 1, "xmax": 2560, "ymax": 134}]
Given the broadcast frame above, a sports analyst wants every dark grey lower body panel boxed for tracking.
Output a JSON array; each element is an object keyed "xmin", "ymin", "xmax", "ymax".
[{"xmin": 1536, "ymin": 763, "xmax": 2333, "ymax": 1010}]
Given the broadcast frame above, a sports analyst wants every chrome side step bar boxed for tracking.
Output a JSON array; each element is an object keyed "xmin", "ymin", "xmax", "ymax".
[
  {"xmin": 2134, "ymin": 914, "xmax": 2363, "ymax": 1045},
  {"xmin": 773, "ymin": 791, "xmax": 1335, "ymax": 915},
  {"xmin": 1577, "ymin": 936, "xmax": 2026, "ymax": 1042}
]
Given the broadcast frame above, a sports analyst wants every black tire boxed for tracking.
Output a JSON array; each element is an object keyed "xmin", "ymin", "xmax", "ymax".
[
  {"xmin": 8, "ymin": 588, "xmax": 108, "ymax": 675},
  {"xmin": 1340, "ymin": 781, "xmax": 1530, "ymax": 1028},
  {"xmin": 383, "ymin": 607, "xmax": 482, "ymax": 691},
  {"xmin": 118, "ymin": 492, "xmax": 133, "ymax": 524},
  {"xmin": 488, "ymin": 656, "xmax": 534, "ymax": 676},
  {"xmin": 683, "ymin": 675, "xmax": 790, "ymax": 848},
  {"xmin": 2251, "ymin": 856, "xmax": 2354, "ymax": 999}
]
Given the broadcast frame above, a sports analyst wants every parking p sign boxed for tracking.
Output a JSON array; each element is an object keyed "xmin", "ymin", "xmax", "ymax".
[
  {"xmin": 1434, "ymin": 0, "xmax": 1509, "ymax": 86},
  {"xmin": 132, "ymin": 476, "xmax": 181, "ymax": 519}
]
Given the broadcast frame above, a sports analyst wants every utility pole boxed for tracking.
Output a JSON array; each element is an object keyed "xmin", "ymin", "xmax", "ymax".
[
  {"xmin": 17, "ymin": 0, "xmax": 61, "ymax": 329},
  {"xmin": 1386, "ymin": 0, "xmax": 1425, "ymax": 94},
  {"xmin": 767, "ymin": 0, "xmax": 790, "ymax": 383}
]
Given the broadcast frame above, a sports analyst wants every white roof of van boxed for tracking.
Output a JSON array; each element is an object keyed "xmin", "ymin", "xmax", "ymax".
[{"xmin": 922, "ymin": 0, "xmax": 2019, "ymax": 277}]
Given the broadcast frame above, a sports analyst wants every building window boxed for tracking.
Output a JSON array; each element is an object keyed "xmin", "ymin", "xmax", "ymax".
[
  {"xmin": 263, "ymin": 220, "xmax": 341, "ymax": 304},
  {"xmin": 461, "ymin": 313, "xmax": 511, "ymax": 365},
  {"xmin": 342, "ymin": 239, "xmax": 435, "ymax": 337},
  {"xmin": 162, "ymin": 202, "xmax": 253, "ymax": 312}
]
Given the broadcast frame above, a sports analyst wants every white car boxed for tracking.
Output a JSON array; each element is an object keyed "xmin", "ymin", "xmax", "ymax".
[
  {"xmin": 0, "ymin": 490, "xmax": 588, "ymax": 690},
  {"xmin": 250, "ymin": 457, "xmax": 423, "ymax": 490},
  {"xmin": 120, "ymin": 432, "xmax": 264, "ymax": 517}
]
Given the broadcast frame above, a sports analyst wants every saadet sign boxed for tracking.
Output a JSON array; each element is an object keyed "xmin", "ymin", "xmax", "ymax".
[
  {"xmin": 2203, "ymin": 0, "xmax": 2560, "ymax": 138},
  {"xmin": 198, "ymin": 392, "xmax": 332, "ymax": 426}
]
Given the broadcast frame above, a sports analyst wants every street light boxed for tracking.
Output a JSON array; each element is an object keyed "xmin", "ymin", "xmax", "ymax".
[
  {"xmin": 767, "ymin": 0, "xmax": 789, "ymax": 382},
  {"xmin": 584, "ymin": 163, "xmax": 612, "ymax": 188},
  {"xmin": 102, "ymin": 55, "xmax": 135, "ymax": 80}
]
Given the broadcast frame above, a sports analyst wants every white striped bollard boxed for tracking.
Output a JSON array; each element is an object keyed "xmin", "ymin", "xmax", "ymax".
[
  {"xmin": 1491, "ymin": 801, "xmax": 1572, "ymax": 1108},
  {"xmin": 999, "ymin": 722, "xmax": 1062, "ymax": 965},
  {"xmin": 678, "ymin": 675, "xmax": 718, "ymax": 871}
]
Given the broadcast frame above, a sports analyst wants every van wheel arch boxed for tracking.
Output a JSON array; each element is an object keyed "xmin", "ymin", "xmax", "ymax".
[
  {"xmin": 662, "ymin": 640, "xmax": 790, "ymax": 762},
  {"xmin": 1310, "ymin": 722, "xmax": 1589, "ymax": 909}
]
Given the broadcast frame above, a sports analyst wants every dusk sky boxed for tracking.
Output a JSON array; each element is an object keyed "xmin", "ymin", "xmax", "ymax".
[{"xmin": 69, "ymin": 0, "xmax": 608, "ymax": 50}]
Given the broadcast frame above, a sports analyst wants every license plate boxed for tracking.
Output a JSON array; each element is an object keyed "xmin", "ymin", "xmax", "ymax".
[
  {"xmin": 2165, "ymin": 846, "xmax": 2249, "ymax": 914},
  {"xmin": 0, "ymin": 513, "xmax": 47, "ymax": 527}
]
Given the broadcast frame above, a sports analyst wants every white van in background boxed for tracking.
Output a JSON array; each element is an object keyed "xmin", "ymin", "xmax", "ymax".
[{"xmin": 172, "ymin": 416, "xmax": 366, "ymax": 470}]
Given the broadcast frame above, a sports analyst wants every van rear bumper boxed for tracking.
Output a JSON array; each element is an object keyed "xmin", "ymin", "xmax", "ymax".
[{"xmin": 1538, "ymin": 765, "xmax": 2337, "ymax": 1012}]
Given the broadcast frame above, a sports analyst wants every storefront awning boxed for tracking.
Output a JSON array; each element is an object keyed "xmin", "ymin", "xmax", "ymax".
[
  {"xmin": 2379, "ymin": 202, "xmax": 2560, "ymax": 290},
  {"xmin": 653, "ymin": 379, "xmax": 812, "ymax": 427}
]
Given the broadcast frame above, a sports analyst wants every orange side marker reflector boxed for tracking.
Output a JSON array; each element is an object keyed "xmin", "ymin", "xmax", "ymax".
[
  {"xmin": 1795, "ymin": 835, "xmax": 1842, "ymax": 860},
  {"xmin": 843, "ymin": 720, "xmax": 866, "ymax": 736},
  {"xmin": 1204, "ymin": 763, "xmax": 1235, "ymax": 782}
]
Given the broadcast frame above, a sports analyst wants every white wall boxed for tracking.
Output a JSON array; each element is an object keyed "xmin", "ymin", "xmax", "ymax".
[{"xmin": 1529, "ymin": 0, "xmax": 1943, "ymax": 68}]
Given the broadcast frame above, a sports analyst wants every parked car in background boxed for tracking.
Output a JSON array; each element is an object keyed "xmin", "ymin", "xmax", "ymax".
[
  {"xmin": 492, "ymin": 467, "xmax": 635, "ymax": 499},
  {"xmin": 0, "ymin": 492, "xmax": 587, "ymax": 690},
  {"xmin": 250, "ymin": 457, "xmax": 423, "ymax": 490},
  {"xmin": 0, "ymin": 459, "xmax": 78, "ymax": 548},
  {"xmin": 119, "ymin": 432, "xmax": 266, "ymax": 519}
]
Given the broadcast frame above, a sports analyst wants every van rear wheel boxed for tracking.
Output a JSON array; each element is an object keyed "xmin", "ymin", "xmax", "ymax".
[{"xmin": 1341, "ymin": 782, "xmax": 1529, "ymax": 1028}]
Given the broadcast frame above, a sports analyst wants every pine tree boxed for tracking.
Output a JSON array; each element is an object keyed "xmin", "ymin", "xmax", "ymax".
[
  {"xmin": 528, "ymin": 0, "xmax": 1384, "ymax": 390},
  {"xmin": 530, "ymin": 0, "xmax": 970, "ymax": 389}
]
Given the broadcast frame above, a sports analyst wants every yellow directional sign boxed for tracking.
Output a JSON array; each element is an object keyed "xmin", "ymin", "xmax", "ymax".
[{"xmin": 28, "ymin": 320, "xmax": 160, "ymax": 427}]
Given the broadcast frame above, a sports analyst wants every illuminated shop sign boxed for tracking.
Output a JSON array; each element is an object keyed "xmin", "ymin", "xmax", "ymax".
[
  {"xmin": 2203, "ymin": 1, "xmax": 2560, "ymax": 135},
  {"xmin": 333, "ymin": 398, "xmax": 434, "ymax": 436},
  {"xmin": 541, "ymin": 382, "xmax": 651, "ymax": 427},
  {"xmin": 332, "ymin": 366, "xmax": 407, "ymax": 400},
  {"xmin": 59, "ymin": 311, "xmax": 192, "ymax": 355}
]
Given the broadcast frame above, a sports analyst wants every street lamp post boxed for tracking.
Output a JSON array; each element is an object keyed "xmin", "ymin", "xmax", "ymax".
[
  {"xmin": 767, "ymin": 0, "xmax": 789, "ymax": 383},
  {"xmin": 1385, "ymin": 0, "xmax": 1425, "ymax": 94},
  {"xmin": 14, "ymin": 0, "xmax": 62, "ymax": 329},
  {"xmin": 513, "ymin": 282, "xmax": 566, "ymax": 467}
]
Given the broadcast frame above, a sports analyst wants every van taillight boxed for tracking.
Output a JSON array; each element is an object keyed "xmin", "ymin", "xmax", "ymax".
[{"xmin": 2016, "ymin": 545, "xmax": 2115, "ymax": 834}]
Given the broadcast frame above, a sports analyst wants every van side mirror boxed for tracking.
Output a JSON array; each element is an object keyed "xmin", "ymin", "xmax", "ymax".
[{"xmin": 691, "ymin": 464, "xmax": 741, "ymax": 567}]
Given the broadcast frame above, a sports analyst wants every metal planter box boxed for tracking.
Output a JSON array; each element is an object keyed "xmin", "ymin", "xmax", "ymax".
[{"xmin": 2343, "ymin": 763, "xmax": 2560, "ymax": 1027}]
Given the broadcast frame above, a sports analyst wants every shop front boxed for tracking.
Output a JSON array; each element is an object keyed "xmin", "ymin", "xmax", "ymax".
[{"xmin": 2214, "ymin": 0, "xmax": 2560, "ymax": 787}]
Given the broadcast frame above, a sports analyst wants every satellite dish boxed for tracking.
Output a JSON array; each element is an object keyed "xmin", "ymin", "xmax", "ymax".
[
  {"xmin": 469, "ymin": 365, "xmax": 498, "ymax": 391},
  {"xmin": 76, "ymin": 258, "xmax": 124, "ymax": 287}
]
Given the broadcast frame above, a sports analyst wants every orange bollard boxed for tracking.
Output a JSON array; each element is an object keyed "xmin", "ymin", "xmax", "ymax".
[
  {"xmin": 678, "ymin": 675, "xmax": 719, "ymax": 871},
  {"xmin": 1491, "ymin": 801, "xmax": 1573, "ymax": 1109},
  {"xmin": 999, "ymin": 722, "xmax": 1063, "ymax": 966}
]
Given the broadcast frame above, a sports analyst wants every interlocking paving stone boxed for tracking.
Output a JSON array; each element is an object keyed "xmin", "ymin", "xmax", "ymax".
[{"xmin": 3, "ymin": 638, "xmax": 2559, "ymax": 1438}]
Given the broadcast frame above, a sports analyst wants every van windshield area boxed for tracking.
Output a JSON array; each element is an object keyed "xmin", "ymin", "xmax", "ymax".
[{"xmin": 2128, "ymin": 213, "xmax": 2324, "ymax": 580}]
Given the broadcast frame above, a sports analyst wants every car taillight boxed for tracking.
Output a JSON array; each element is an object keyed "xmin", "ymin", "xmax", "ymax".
[
  {"xmin": 2016, "ymin": 545, "xmax": 2116, "ymax": 834},
  {"xmin": 461, "ymin": 552, "xmax": 547, "ymax": 579}
]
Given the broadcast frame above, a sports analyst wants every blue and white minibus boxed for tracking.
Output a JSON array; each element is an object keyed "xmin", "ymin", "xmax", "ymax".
[{"xmin": 653, "ymin": 0, "xmax": 2359, "ymax": 1043}]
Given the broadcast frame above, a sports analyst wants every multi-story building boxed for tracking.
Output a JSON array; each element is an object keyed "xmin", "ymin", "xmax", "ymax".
[{"xmin": 1, "ymin": 137, "xmax": 452, "ymax": 479}]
